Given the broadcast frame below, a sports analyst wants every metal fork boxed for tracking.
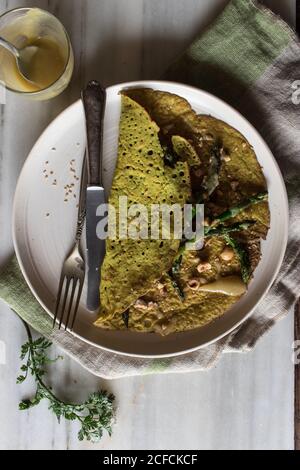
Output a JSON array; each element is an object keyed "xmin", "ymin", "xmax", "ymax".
[{"xmin": 53, "ymin": 157, "xmax": 87, "ymax": 331}]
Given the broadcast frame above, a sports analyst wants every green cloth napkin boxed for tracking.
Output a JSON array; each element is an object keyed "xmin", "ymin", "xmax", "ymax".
[{"xmin": 1, "ymin": 0, "xmax": 299, "ymax": 378}]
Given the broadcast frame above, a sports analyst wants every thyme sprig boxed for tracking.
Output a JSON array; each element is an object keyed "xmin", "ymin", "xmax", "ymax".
[{"xmin": 17, "ymin": 321, "xmax": 115, "ymax": 442}]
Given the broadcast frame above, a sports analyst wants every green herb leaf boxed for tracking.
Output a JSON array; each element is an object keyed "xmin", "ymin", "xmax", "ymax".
[
  {"xmin": 122, "ymin": 310, "xmax": 130, "ymax": 329},
  {"xmin": 223, "ymin": 234, "xmax": 251, "ymax": 283},
  {"xmin": 163, "ymin": 146, "xmax": 178, "ymax": 168},
  {"xmin": 172, "ymin": 254, "xmax": 183, "ymax": 276},
  {"xmin": 205, "ymin": 221, "xmax": 255, "ymax": 237},
  {"xmin": 168, "ymin": 270, "xmax": 185, "ymax": 300},
  {"xmin": 17, "ymin": 321, "xmax": 115, "ymax": 443},
  {"xmin": 211, "ymin": 192, "xmax": 268, "ymax": 226}
]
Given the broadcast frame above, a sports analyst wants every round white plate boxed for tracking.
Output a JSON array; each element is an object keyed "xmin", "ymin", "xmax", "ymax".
[{"xmin": 13, "ymin": 80, "xmax": 288, "ymax": 358}]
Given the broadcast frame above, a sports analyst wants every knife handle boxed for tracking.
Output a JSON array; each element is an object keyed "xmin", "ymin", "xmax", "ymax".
[{"xmin": 82, "ymin": 81, "xmax": 106, "ymax": 186}]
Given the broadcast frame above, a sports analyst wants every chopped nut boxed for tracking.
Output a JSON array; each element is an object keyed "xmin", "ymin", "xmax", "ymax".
[
  {"xmin": 156, "ymin": 282, "xmax": 167, "ymax": 295},
  {"xmin": 144, "ymin": 319, "xmax": 152, "ymax": 328},
  {"xmin": 214, "ymin": 260, "xmax": 222, "ymax": 273},
  {"xmin": 197, "ymin": 262, "xmax": 212, "ymax": 273},
  {"xmin": 194, "ymin": 168, "xmax": 204, "ymax": 178},
  {"xmin": 203, "ymin": 133, "xmax": 214, "ymax": 142},
  {"xmin": 203, "ymin": 217, "xmax": 210, "ymax": 227},
  {"xmin": 220, "ymin": 147, "xmax": 231, "ymax": 162},
  {"xmin": 134, "ymin": 299, "xmax": 148, "ymax": 310},
  {"xmin": 199, "ymin": 277, "xmax": 208, "ymax": 285},
  {"xmin": 242, "ymin": 143, "xmax": 247, "ymax": 149},
  {"xmin": 230, "ymin": 181, "xmax": 239, "ymax": 191},
  {"xmin": 220, "ymin": 247, "xmax": 235, "ymax": 261},
  {"xmin": 188, "ymin": 279, "xmax": 200, "ymax": 290},
  {"xmin": 148, "ymin": 301, "xmax": 158, "ymax": 309}
]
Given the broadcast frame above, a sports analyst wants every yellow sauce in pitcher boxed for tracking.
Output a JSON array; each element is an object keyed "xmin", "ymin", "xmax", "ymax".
[
  {"xmin": 0, "ymin": 8, "xmax": 72, "ymax": 96},
  {"xmin": 1, "ymin": 37, "xmax": 66, "ymax": 92}
]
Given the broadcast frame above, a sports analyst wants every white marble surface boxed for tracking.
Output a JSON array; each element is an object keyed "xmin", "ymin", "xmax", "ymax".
[{"xmin": 0, "ymin": 0, "xmax": 296, "ymax": 450}]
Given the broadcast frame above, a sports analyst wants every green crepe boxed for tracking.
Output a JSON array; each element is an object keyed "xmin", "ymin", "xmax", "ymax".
[
  {"xmin": 96, "ymin": 88, "xmax": 269, "ymax": 335},
  {"xmin": 96, "ymin": 95, "xmax": 191, "ymax": 322}
]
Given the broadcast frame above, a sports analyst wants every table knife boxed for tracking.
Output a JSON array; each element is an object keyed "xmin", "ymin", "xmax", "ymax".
[{"xmin": 82, "ymin": 80, "xmax": 106, "ymax": 312}]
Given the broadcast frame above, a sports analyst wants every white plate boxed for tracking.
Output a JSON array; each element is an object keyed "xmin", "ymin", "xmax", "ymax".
[{"xmin": 13, "ymin": 80, "xmax": 288, "ymax": 358}]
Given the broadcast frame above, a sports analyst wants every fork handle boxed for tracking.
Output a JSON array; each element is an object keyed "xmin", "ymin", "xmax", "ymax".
[{"xmin": 82, "ymin": 81, "xmax": 106, "ymax": 187}]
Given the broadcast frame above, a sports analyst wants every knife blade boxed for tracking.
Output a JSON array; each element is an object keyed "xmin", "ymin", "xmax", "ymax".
[{"xmin": 82, "ymin": 80, "xmax": 106, "ymax": 311}]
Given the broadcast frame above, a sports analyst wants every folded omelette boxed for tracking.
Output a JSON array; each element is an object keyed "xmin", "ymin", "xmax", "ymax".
[{"xmin": 95, "ymin": 89, "xmax": 270, "ymax": 335}]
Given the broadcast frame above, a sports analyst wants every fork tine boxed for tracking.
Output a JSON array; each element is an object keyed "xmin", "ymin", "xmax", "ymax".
[
  {"xmin": 53, "ymin": 274, "xmax": 66, "ymax": 328},
  {"xmin": 64, "ymin": 278, "xmax": 78, "ymax": 331},
  {"xmin": 58, "ymin": 277, "xmax": 71, "ymax": 329},
  {"xmin": 70, "ymin": 280, "xmax": 84, "ymax": 331}
]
